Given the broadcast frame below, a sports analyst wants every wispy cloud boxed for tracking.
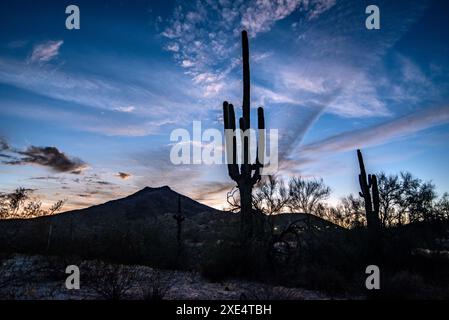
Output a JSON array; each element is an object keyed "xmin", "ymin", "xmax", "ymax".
[
  {"xmin": 241, "ymin": 0, "xmax": 335, "ymax": 35},
  {"xmin": 299, "ymin": 105, "xmax": 449, "ymax": 157},
  {"xmin": 189, "ymin": 181, "xmax": 235, "ymax": 208},
  {"xmin": 0, "ymin": 101, "xmax": 156, "ymax": 137},
  {"xmin": 161, "ymin": 0, "xmax": 336, "ymax": 97},
  {"xmin": 6, "ymin": 40, "xmax": 28, "ymax": 49},
  {"xmin": 0, "ymin": 57, "xmax": 202, "ymax": 136},
  {"xmin": 0, "ymin": 137, "xmax": 10, "ymax": 151},
  {"xmin": 117, "ymin": 172, "xmax": 132, "ymax": 180},
  {"xmin": 28, "ymin": 40, "xmax": 63, "ymax": 63},
  {"xmin": 113, "ymin": 106, "xmax": 136, "ymax": 113}
]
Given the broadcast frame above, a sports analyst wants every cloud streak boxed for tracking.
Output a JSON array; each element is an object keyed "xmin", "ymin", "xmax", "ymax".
[
  {"xmin": 300, "ymin": 105, "xmax": 449, "ymax": 157},
  {"xmin": 0, "ymin": 137, "xmax": 9, "ymax": 151},
  {"xmin": 161, "ymin": 0, "xmax": 336, "ymax": 97},
  {"xmin": 0, "ymin": 57, "xmax": 204, "ymax": 136},
  {"xmin": 28, "ymin": 40, "xmax": 63, "ymax": 63},
  {"xmin": 117, "ymin": 172, "xmax": 132, "ymax": 180}
]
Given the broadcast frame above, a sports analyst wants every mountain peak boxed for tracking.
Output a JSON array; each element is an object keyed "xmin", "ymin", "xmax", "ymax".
[
  {"xmin": 141, "ymin": 185, "xmax": 172, "ymax": 192},
  {"xmin": 84, "ymin": 184, "xmax": 218, "ymax": 219},
  {"xmin": 120, "ymin": 186, "xmax": 175, "ymax": 201}
]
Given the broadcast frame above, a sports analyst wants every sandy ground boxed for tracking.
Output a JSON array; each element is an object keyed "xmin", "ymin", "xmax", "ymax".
[{"xmin": 0, "ymin": 254, "xmax": 333, "ymax": 300}]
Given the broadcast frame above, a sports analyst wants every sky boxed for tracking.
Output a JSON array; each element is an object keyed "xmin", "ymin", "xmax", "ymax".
[{"xmin": 0, "ymin": 0, "xmax": 449, "ymax": 211}]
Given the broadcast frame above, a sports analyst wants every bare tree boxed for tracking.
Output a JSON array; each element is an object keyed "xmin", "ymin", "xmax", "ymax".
[
  {"xmin": 395, "ymin": 172, "xmax": 422, "ymax": 224},
  {"xmin": 48, "ymin": 200, "xmax": 65, "ymax": 215},
  {"xmin": 409, "ymin": 180, "xmax": 436, "ymax": 223},
  {"xmin": 1, "ymin": 187, "xmax": 32, "ymax": 217},
  {"xmin": 225, "ymin": 171, "xmax": 444, "ymax": 229},
  {"xmin": 377, "ymin": 172, "xmax": 402, "ymax": 228},
  {"xmin": 253, "ymin": 175, "xmax": 290, "ymax": 215},
  {"xmin": 22, "ymin": 200, "xmax": 44, "ymax": 218},
  {"xmin": 333, "ymin": 172, "xmax": 440, "ymax": 228},
  {"xmin": 0, "ymin": 187, "xmax": 65, "ymax": 219},
  {"xmin": 0, "ymin": 194, "xmax": 9, "ymax": 219},
  {"xmin": 435, "ymin": 193, "xmax": 449, "ymax": 221},
  {"xmin": 305, "ymin": 195, "xmax": 366, "ymax": 229},
  {"xmin": 226, "ymin": 176, "xmax": 290, "ymax": 216},
  {"xmin": 288, "ymin": 177, "xmax": 331, "ymax": 214},
  {"xmin": 226, "ymin": 185, "xmax": 241, "ymax": 213},
  {"xmin": 388, "ymin": 172, "xmax": 437, "ymax": 224}
]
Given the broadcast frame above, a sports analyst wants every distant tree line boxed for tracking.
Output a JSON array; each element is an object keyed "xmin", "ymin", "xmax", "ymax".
[
  {"xmin": 227, "ymin": 172, "xmax": 449, "ymax": 229},
  {"xmin": 0, "ymin": 187, "xmax": 65, "ymax": 219}
]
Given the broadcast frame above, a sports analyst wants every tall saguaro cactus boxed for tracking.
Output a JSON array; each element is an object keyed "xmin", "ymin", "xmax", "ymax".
[
  {"xmin": 223, "ymin": 30, "xmax": 265, "ymax": 241},
  {"xmin": 357, "ymin": 149, "xmax": 380, "ymax": 231}
]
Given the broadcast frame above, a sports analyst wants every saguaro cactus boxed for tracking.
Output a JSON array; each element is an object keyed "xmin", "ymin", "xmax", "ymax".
[
  {"xmin": 173, "ymin": 194, "xmax": 185, "ymax": 249},
  {"xmin": 223, "ymin": 30, "xmax": 265, "ymax": 241},
  {"xmin": 357, "ymin": 149, "xmax": 380, "ymax": 231}
]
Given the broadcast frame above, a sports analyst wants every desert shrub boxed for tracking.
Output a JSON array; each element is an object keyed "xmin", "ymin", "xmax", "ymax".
[
  {"xmin": 201, "ymin": 243, "xmax": 245, "ymax": 282},
  {"xmin": 201, "ymin": 241, "xmax": 271, "ymax": 282},
  {"xmin": 0, "ymin": 254, "xmax": 69, "ymax": 299},
  {"xmin": 82, "ymin": 260, "xmax": 138, "ymax": 300},
  {"xmin": 240, "ymin": 284, "xmax": 297, "ymax": 300},
  {"xmin": 380, "ymin": 271, "xmax": 429, "ymax": 299},
  {"xmin": 68, "ymin": 218, "xmax": 181, "ymax": 270},
  {"xmin": 139, "ymin": 270, "xmax": 173, "ymax": 300},
  {"xmin": 293, "ymin": 264, "xmax": 350, "ymax": 296}
]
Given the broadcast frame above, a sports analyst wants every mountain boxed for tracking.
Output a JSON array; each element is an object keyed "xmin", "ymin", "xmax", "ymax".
[
  {"xmin": 0, "ymin": 186, "xmax": 223, "ymax": 262},
  {"xmin": 60, "ymin": 185, "xmax": 221, "ymax": 220}
]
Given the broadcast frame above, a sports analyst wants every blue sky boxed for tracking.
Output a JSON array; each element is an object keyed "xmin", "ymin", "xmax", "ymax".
[{"xmin": 1, "ymin": 0, "xmax": 449, "ymax": 210}]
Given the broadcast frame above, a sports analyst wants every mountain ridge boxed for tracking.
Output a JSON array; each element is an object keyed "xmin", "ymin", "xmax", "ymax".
[{"xmin": 38, "ymin": 185, "xmax": 221, "ymax": 221}]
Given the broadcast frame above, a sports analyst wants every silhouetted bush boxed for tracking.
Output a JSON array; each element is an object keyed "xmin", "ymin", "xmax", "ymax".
[
  {"xmin": 201, "ymin": 240, "xmax": 271, "ymax": 282},
  {"xmin": 380, "ymin": 271, "xmax": 429, "ymax": 299},
  {"xmin": 297, "ymin": 265, "xmax": 349, "ymax": 296},
  {"xmin": 240, "ymin": 284, "xmax": 297, "ymax": 300},
  {"xmin": 139, "ymin": 270, "xmax": 173, "ymax": 300},
  {"xmin": 83, "ymin": 260, "xmax": 138, "ymax": 300}
]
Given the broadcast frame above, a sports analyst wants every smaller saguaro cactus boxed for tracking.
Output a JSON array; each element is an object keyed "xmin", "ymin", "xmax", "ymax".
[
  {"xmin": 357, "ymin": 149, "xmax": 380, "ymax": 231},
  {"xmin": 172, "ymin": 194, "xmax": 185, "ymax": 249}
]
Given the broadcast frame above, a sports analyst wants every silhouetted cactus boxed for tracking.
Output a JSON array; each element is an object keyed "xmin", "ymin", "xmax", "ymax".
[
  {"xmin": 357, "ymin": 149, "xmax": 380, "ymax": 231},
  {"xmin": 172, "ymin": 194, "xmax": 185, "ymax": 250},
  {"xmin": 222, "ymin": 30, "xmax": 265, "ymax": 241}
]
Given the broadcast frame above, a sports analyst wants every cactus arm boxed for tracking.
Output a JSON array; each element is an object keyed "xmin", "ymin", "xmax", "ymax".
[
  {"xmin": 371, "ymin": 175, "xmax": 380, "ymax": 219},
  {"xmin": 358, "ymin": 174, "xmax": 366, "ymax": 194},
  {"xmin": 229, "ymin": 104, "xmax": 239, "ymax": 179},
  {"xmin": 257, "ymin": 106, "xmax": 265, "ymax": 168},
  {"xmin": 223, "ymin": 102, "xmax": 240, "ymax": 181},
  {"xmin": 229, "ymin": 104, "xmax": 236, "ymax": 130}
]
